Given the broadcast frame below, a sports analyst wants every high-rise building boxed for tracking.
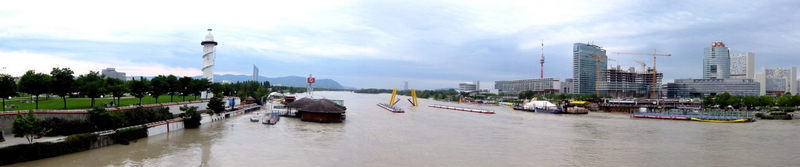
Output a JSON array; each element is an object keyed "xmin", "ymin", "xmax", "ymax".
[
  {"xmin": 703, "ymin": 41, "xmax": 730, "ymax": 79},
  {"xmin": 101, "ymin": 68, "xmax": 126, "ymax": 81},
  {"xmin": 201, "ymin": 29, "xmax": 218, "ymax": 82},
  {"xmin": 756, "ymin": 67, "xmax": 796, "ymax": 95},
  {"xmin": 730, "ymin": 52, "xmax": 755, "ymax": 79},
  {"xmin": 597, "ymin": 66, "xmax": 662, "ymax": 98},
  {"xmin": 573, "ymin": 43, "xmax": 607, "ymax": 94},
  {"xmin": 253, "ymin": 65, "xmax": 259, "ymax": 81}
]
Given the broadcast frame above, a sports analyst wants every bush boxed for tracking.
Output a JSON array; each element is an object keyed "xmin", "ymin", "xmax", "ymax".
[
  {"xmin": 180, "ymin": 105, "xmax": 201, "ymax": 129},
  {"xmin": 0, "ymin": 133, "xmax": 97, "ymax": 165},
  {"xmin": 756, "ymin": 112, "xmax": 793, "ymax": 120},
  {"xmin": 110, "ymin": 125, "xmax": 148, "ymax": 145},
  {"xmin": 40, "ymin": 118, "xmax": 95, "ymax": 136},
  {"xmin": 91, "ymin": 107, "xmax": 174, "ymax": 132}
]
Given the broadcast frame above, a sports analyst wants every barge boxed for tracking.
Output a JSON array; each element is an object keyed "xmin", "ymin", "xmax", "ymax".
[
  {"xmin": 428, "ymin": 104, "xmax": 495, "ymax": 114},
  {"xmin": 377, "ymin": 103, "xmax": 404, "ymax": 113}
]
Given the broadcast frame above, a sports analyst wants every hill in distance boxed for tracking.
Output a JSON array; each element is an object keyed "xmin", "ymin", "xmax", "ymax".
[{"xmin": 202, "ymin": 74, "xmax": 346, "ymax": 89}]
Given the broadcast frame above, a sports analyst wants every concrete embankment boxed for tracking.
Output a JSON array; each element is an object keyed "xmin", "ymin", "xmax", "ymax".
[{"xmin": 0, "ymin": 100, "xmax": 211, "ymax": 132}]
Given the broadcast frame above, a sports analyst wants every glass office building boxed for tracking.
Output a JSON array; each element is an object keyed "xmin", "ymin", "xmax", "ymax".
[
  {"xmin": 573, "ymin": 43, "xmax": 607, "ymax": 95},
  {"xmin": 666, "ymin": 79, "xmax": 759, "ymax": 98},
  {"xmin": 703, "ymin": 41, "xmax": 731, "ymax": 79}
]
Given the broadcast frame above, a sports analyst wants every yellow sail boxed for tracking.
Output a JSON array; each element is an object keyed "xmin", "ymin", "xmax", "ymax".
[
  {"xmin": 390, "ymin": 88, "xmax": 397, "ymax": 106},
  {"xmin": 411, "ymin": 89, "xmax": 418, "ymax": 106}
]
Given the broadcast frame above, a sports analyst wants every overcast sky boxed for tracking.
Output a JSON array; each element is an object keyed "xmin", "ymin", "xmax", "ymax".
[{"xmin": 1, "ymin": 0, "xmax": 799, "ymax": 89}]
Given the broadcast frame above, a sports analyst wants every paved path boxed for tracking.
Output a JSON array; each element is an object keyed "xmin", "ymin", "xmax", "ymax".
[{"xmin": 1, "ymin": 133, "xmax": 65, "ymax": 147}]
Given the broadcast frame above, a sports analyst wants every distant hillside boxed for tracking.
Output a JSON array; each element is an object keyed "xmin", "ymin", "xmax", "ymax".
[{"xmin": 200, "ymin": 74, "xmax": 346, "ymax": 89}]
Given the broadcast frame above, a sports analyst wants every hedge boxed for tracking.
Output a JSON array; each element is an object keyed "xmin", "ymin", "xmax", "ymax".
[
  {"xmin": 110, "ymin": 125, "xmax": 148, "ymax": 145},
  {"xmin": 0, "ymin": 133, "xmax": 98, "ymax": 166}
]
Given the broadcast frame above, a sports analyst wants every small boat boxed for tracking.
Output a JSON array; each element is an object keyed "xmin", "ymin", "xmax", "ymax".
[
  {"xmin": 690, "ymin": 117, "xmax": 750, "ymax": 123},
  {"xmin": 523, "ymin": 100, "xmax": 565, "ymax": 114},
  {"xmin": 250, "ymin": 116, "xmax": 259, "ymax": 122},
  {"xmin": 535, "ymin": 108, "xmax": 566, "ymax": 114},
  {"xmin": 263, "ymin": 112, "xmax": 280, "ymax": 125},
  {"xmin": 377, "ymin": 103, "xmax": 404, "ymax": 113}
]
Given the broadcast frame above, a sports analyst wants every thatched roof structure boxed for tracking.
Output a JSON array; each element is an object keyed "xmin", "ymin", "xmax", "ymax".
[
  {"xmin": 286, "ymin": 97, "xmax": 315, "ymax": 108},
  {"xmin": 300, "ymin": 99, "xmax": 346, "ymax": 113}
]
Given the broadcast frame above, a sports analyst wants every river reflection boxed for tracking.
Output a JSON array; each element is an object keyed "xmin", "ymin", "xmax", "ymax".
[{"xmin": 9, "ymin": 91, "xmax": 800, "ymax": 167}]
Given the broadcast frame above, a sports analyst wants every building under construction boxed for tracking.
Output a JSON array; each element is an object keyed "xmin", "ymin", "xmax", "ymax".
[{"xmin": 597, "ymin": 65, "xmax": 663, "ymax": 98}]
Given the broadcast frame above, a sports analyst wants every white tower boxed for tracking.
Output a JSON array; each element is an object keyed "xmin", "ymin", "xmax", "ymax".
[{"xmin": 201, "ymin": 29, "xmax": 218, "ymax": 82}]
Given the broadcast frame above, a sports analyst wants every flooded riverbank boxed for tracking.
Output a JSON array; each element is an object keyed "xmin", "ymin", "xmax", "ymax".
[{"xmin": 11, "ymin": 91, "xmax": 800, "ymax": 166}]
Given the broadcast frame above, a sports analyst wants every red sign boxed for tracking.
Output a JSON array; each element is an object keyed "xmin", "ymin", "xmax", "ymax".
[{"xmin": 307, "ymin": 77, "xmax": 315, "ymax": 83}]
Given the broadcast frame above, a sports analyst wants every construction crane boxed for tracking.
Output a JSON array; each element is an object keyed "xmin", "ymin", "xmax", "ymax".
[
  {"xmin": 613, "ymin": 49, "xmax": 671, "ymax": 99},
  {"xmin": 589, "ymin": 53, "xmax": 615, "ymax": 98},
  {"xmin": 633, "ymin": 59, "xmax": 647, "ymax": 73}
]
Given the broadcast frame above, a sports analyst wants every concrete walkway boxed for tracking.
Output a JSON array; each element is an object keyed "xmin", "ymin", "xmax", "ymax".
[{"xmin": 0, "ymin": 133, "xmax": 65, "ymax": 147}]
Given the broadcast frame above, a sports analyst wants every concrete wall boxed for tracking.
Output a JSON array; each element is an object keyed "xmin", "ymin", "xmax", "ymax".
[
  {"xmin": 0, "ymin": 111, "xmax": 89, "ymax": 132},
  {"xmin": 146, "ymin": 119, "xmax": 185, "ymax": 137}
]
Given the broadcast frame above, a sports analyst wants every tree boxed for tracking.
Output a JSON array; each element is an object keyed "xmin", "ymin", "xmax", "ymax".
[
  {"xmin": 166, "ymin": 75, "xmax": 179, "ymax": 102},
  {"xmin": 18, "ymin": 70, "xmax": 52, "ymax": 109},
  {"xmin": 150, "ymin": 75, "xmax": 169, "ymax": 104},
  {"xmin": 713, "ymin": 92, "xmax": 731, "ymax": 107},
  {"xmin": 0, "ymin": 74, "xmax": 17, "ymax": 112},
  {"xmin": 77, "ymin": 71, "xmax": 105, "ymax": 107},
  {"xmin": 50, "ymin": 68, "xmax": 76, "ymax": 109},
  {"xmin": 726, "ymin": 95, "xmax": 742, "ymax": 109},
  {"xmin": 759, "ymin": 95, "xmax": 774, "ymax": 107},
  {"xmin": 191, "ymin": 78, "xmax": 210, "ymax": 99},
  {"xmin": 180, "ymin": 105, "xmax": 201, "ymax": 128},
  {"xmin": 12, "ymin": 111, "xmax": 50, "ymax": 144},
  {"xmin": 518, "ymin": 90, "xmax": 535, "ymax": 100},
  {"xmin": 128, "ymin": 77, "xmax": 150, "ymax": 105},
  {"xmin": 207, "ymin": 95, "xmax": 225, "ymax": 115},
  {"xmin": 743, "ymin": 96, "xmax": 758, "ymax": 110},
  {"xmin": 105, "ymin": 78, "xmax": 127, "ymax": 106},
  {"xmin": 209, "ymin": 82, "xmax": 223, "ymax": 96},
  {"xmin": 179, "ymin": 76, "xmax": 193, "ymax": 101}
]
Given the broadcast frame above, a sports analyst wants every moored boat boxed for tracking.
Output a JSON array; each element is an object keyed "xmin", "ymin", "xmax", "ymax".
[
  {"xmin": 263, "ymin": 112, "xmax": 280, "ymax": 125},
  {"xmin": 690, "ymin": 117, "xmax": 751, "ymax": 123}
]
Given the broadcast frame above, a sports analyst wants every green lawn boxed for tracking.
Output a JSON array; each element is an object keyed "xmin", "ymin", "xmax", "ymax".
[{"xmin": 1, "ymin": 95, "xmax": 203, "ymax": 112}]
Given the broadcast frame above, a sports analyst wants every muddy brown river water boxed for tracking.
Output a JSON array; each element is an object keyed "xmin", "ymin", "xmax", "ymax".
[{"xmin": 10, "ymin": 91, "xmax": 800, "ymax": 166}]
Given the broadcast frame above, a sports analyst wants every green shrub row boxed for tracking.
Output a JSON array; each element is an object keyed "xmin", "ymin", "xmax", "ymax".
[
  {"xmin": 109, "ymin": 125, "xmax": 148, "ymax": 145},
  {"xmin": 0, "ymin": 133, "xmax": 98, "ymax": 166},
  {"xmin": 38, "ymin": 107, "xmax": 174, "ymax": 137},
  {"xmin": 755, "ymin": 112, "xmax": 793, "ymax": 120}
]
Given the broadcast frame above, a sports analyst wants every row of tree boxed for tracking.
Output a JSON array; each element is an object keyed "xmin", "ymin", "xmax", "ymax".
[
  {"xmin": 702, "ymin": 92, "xmax": 800, "ymax": 110},
  {"xmin": 0, "ymin": 68, "xmax": 213, "ymax": 110}
]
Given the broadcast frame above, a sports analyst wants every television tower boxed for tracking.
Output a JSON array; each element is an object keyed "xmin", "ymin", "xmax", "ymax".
[
  {"xmin": 201, "ymin": 29, "xmax": 218, "ymax": 82},
  {"xmin": 540, "ymin": 40, "xmax": 544, "ymax": 79},
  {"xmin": 201, "ymin": 29, "xmax": 218, "ymax": 98}
]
